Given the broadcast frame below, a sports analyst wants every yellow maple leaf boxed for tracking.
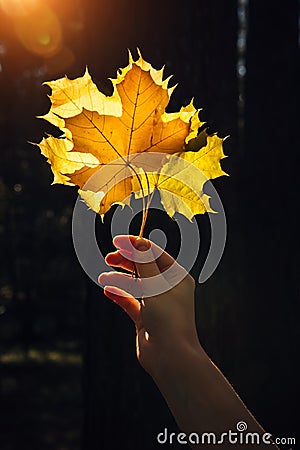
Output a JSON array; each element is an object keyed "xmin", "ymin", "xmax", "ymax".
[
  {"xmin": 36, "ymin": 50, "xmax": 227, "ymax": 228},
  {"xmin": 133, "ymin": 133, "xmax": 227, "ymax": 220}
]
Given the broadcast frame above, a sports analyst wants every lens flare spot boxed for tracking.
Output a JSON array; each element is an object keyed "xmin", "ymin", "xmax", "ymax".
[
  {"xmin": 13, "ymin": 5, "xmax": 62, "ymax": 57},
  {"xmin": 38, "ymin": 32, "xmax": 51, "ymax": 46}
]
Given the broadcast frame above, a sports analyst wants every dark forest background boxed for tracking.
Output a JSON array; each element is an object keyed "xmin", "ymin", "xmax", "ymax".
[{"xmin": 0, "ymin": 0, "xmax": 299, "ymax": 449}]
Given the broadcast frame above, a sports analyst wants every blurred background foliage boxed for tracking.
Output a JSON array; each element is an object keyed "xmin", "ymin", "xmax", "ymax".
[{"xmin": 0, "ymin": 0, "xmax": 299, "ymax": 449}]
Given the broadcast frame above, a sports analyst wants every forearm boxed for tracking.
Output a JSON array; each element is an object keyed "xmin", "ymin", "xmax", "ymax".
[
  {"xmin": 151, "ymin": 339, "xmax": 278, "ymax": 449},
  {"xmin": 101, "ymin": 238, "xmax": 278, "ymax": 448}
]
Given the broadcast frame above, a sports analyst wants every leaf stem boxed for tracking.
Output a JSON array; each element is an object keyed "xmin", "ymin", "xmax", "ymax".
[{"xmin": 139, "ymin": 173, "xmax": 155, "ymax": 238}]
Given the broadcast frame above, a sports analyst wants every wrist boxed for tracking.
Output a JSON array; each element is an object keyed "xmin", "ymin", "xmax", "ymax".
[{"xmin": 150, "ymin": 333, "xmax": 209, "ymax": 383}]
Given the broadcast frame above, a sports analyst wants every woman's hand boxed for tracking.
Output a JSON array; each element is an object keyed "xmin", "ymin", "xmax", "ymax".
[{"xmin": 98, "ymin": 234, "xmax": 202, "ymax": 377}]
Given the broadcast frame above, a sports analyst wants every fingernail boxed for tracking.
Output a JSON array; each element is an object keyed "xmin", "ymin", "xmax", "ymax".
[{"xmin": 133, "ymin": 238, "xmax": 149, "ymax": 251}]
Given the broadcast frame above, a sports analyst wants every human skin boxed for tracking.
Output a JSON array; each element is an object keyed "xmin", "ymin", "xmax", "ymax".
[{"xmin": 99, "ymin": 235, "xmax": 278, "ymax": 449}]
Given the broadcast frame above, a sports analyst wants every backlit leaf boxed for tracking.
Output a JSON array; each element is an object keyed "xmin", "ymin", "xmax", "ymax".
[{"xmin": 36, "ymin": 50, "xmax": 227, "ymax": 222}]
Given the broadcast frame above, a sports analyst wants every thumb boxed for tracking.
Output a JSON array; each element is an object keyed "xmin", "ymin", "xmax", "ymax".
[
  {"xmin": 133, "ymin": 237, "xmax": 160, "ymax": 278},
  {"xmin": 113, "ymin": 235, "xmax": 161, "ymax": 278}
]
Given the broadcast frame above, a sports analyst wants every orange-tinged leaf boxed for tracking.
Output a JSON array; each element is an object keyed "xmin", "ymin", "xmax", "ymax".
[
  {"xmin": 79, "ymin": 171, "xmax": 133, "ymax": 215},
  {"xmin": 36, "ymin": 50, "xmax": 226, "ymax": 221}
]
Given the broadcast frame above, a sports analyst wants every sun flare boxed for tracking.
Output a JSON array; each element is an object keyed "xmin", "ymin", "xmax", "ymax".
[{"xmin": 1, "ymin": 0, "xmax": 62, "ymax": 58}]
